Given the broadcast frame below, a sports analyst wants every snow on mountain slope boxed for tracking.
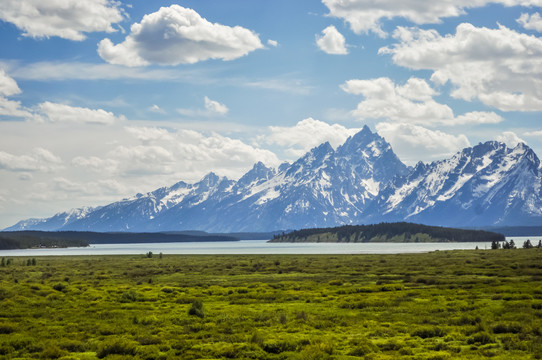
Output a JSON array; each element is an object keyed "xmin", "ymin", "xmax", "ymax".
[
  {"xmin": 367, "ymin": 141, "xmax": 542, "ymax": 227},
  {"xmin": 5, "ymin": 127, "xmax": 542, "ymax": 232}
]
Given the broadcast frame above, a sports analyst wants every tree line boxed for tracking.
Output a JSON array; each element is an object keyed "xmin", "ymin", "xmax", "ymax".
[{"xmin": 271, "ymin": 222, "xmax": 505, "ymax": 243}]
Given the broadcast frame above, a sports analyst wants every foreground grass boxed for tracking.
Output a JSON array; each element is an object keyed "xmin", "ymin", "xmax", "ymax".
[{"xmin": 0, "ymin": 250, "xmax": 541, "ymax": 359}]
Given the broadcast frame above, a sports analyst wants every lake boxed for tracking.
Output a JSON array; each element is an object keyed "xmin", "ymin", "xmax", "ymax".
[{"xmin": 0, "ymin": 237, "xmax": 537, "ymax": 256}]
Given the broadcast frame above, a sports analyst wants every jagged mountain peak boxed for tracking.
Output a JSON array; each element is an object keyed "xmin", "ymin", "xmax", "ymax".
[
  {"xmin": 5, "ymin": 128, "xmax": 542, "ymax": 232},
  {"xmin": 338, "ymin": 125, "xmax": 381, "ymax": 154},
  {"xmin": 237, "ymin": 161, "xmax": 276, "ymax": 188},
  {"xmin": 287, "ymin": 141, "xmax": 334, "ymax": 175}
]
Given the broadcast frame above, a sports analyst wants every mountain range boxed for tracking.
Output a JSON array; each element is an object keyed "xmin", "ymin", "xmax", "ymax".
[{"xmin": 6, "ymin": 126, "xmax": 542, "ymax": 232}]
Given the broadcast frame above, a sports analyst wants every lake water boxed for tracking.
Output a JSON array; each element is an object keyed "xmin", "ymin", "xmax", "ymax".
[{"xmin": 1, "ymin": 237, "xmax": 537, "ymax": 256}]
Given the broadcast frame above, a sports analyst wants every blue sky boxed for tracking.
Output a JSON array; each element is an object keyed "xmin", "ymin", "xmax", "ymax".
[{"xmin": 1, "ymin": 0, "xmax": 542, "ymax": 228}]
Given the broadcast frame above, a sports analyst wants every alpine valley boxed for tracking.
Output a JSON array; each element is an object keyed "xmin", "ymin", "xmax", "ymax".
[{"xmin": 6, "ymin": 126, "xmax": 542, "ymax": 232}]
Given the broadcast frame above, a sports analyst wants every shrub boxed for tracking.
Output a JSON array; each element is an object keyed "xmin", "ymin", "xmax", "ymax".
[
  {"xmin": 119, "ymin": 290, "xmax": 139, "ymax": 303},
  {"xmin": 59, "ymin": 340, "xmax": 86, "ymax": 352},
  {"xmin": 467, "ymin": 332, "xmax": 494, "ymax": 345},
  {"xmin": 52, "ymin": 283, "xmax": 66, "ymax": 292},
  {"xmin": 0, "ymin": 324, "xmax": 15, "ymax": 334},
  {"xmin": 492, "ymin": 322, "xmax": 523, "ymax": 334},
  {"xmin": 262, "ymin": 340, "xmax": 296, "ymax": 354},
  {"xmin": 348, "ymin": 338, "xmax": 378, "ymax": 356},
  {"xmin": 188, "ymin": 300, "xmax": 204, "ymax": 318},
  {"xmin": 97, "ymin": 338, "xmax": 137, "ymax": 358},
  {"xmin": 40, "ymin": 344, "xmax": 67, "ymax": 359},
  {"xmin": 412, "ymin": 326, "xmax": 446, "ymax": 339}
]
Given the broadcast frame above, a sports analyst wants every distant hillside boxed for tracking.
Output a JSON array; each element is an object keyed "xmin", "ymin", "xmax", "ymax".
[
  {"xmin": 0, "ymin": 231, "xmax": 239, "ymax": 248},
  {"xmin": 476, "ymin": 226, "xmax": 542, "ymax": 237},
  {"xmin": 0, "ymin": 233, "xmax": 89, "ymax": 250},
  {"xmin": 269, "ymin": 222, "xmax": 505, "ymax": 243}
]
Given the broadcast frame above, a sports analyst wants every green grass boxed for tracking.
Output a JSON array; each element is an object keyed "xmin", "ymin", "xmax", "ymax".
[{"xmin": 1, "ymin": 249, "xmax": 541, "ymax": 359}]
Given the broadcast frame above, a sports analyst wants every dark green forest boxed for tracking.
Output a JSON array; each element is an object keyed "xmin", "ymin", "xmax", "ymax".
[
  {"xmin": 0, "ymin": 231, "xmax": 239, "ymax": 250},
  {"xmin": 0, "ymin": 233, "xmax": 89, "ymax": 250},
  {"xmin": 270, "ymin": 222, "xmax": 505, "ymax": 243}
]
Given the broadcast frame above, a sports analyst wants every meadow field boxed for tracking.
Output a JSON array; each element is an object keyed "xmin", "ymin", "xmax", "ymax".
[{"xmin": 0, "ymin": 249, "xmax": 541, "ymax": 359}]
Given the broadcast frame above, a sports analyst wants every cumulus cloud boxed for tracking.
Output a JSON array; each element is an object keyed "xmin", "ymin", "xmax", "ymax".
[
  {"xmin": 0, "ymin": 148, "xmax": 62, "ymax": 172},
  {"xmin": 0, "ymin": 97, "xmax": 31, "ymax": 118},
  {"xmin": 204, "ymin": 97, "xmax": 229, "ymax": 115},
  {"xmin": 0, "ymin": 70, "xmax": 32, "ymax": 118},
  {"xmin": 98, "ymin": 5, "xmax": 263, "ymax": 66},
  {"xmin": 0, "ymin": 69, "xmax": 20, "ymax": 96},
  {"xmin": 517, "ymin": 12, "xmax": 542, "ymax": 32},
  {"xmin": 71, "ymin": 156, "xmax": 119, "ymax": 173},
  {"xmin": 35, "ymin": 102, "xmax": 124, "ymax": 125},
  {"xmin": 149, "ymin": 104, "xmax": 166, "ymax": 114},
  {"xmin": 71, "ymin": 126, "xmax": 280, "ymax": 181},
  {"xmin": 341, "ymin": 77, "xmax": 503, "ymax": 126},
  {"xmin": 264, "ymin": 118, "xmax": 359, "ymax": 158},
  {"xmin": 322, "ymin": 0, "xmax": 541, "ymax": 36},
  {"xmin": 316, "ymin": 25, "xmax": 348, "ymax": 55},
  {"xmin": 375, "ymin": 122, "xmax": 471, "ymax": 164},
  {"xmin": 112, "ymin": 145, "xmax": 177, "ymax": 176},
  {"xmin": 0, "ymin": 0, "xmax": 124, "ymax": 41},
  {"xmin": 0, "ymin": 70, "xmax": 123, "ymax": 123},
  {"xmin": 379, "ymin": 23, "xmax": 542, "ymax": 111},
  {"xmin": 267, "ymin": 39, "xmax": 278, "ymax": 47},
  {"xmin": 496, "ymin": 131, "xmax": 526, "ymax": 147},
  {"xmin": 177, "ymin": 96, "xmax": 229, "ymax": 118}
]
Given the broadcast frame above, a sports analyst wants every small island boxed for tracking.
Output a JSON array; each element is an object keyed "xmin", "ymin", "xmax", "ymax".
[{"xmin": 269, "ymin": 222, "xmax": 505, "ymax": 243}]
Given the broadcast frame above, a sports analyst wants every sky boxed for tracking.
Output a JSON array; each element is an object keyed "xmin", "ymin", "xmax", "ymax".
[{"xmin": 1, "ymin": 0, "xmax": 542, "ymax": 228}]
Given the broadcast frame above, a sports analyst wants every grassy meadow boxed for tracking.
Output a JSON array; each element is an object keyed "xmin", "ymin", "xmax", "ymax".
[{"xmin": 0, "ymin": 249, "xmax": 541, "ymax": 359}]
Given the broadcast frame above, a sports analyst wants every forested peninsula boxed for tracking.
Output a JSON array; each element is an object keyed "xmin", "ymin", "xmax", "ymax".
[
  {"xmin": 269, "ymin": 222, "xmax": 505, "ymax": 243},
  {"xmin": 0, "ymin": 232, "xmax": 89, "ymax": 250},
  {"xmin": 0, "ymin": 231, "xmax": 239, "ymax": 250}
]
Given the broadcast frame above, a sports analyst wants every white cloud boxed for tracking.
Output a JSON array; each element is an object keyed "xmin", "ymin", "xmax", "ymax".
[
  {"xmin": 0, "ymin": 70, "xmax": 32, "ymax": 118},
  {"xmin": 0, "ymin": 148, "xmax": 62, "ymax": 172},
  {"xmin": 98, "ymin": 5, "xmax": 263, "ymax": 66},
  {"xmin": 264, "ymin": 118, "xmax": 359, "ymax": 158},
  {"xmin": 341, "ymin": 77, "xmax": 503, "ymax": 126},
  {"xmin": 375, "ymin": 122, "xmax": 471, "ymax": 164},
  {"xmin": 178, "ymin": 97, "xmax": 229, "ymax": 118},
  {"xmin": 316, "ymin": 25, "xmax": 348, "ymax": 55},
  {"xmin": 0, "ymin": 0, "xmax": 124, "ymax": 41},
  {"xmin": 112, "ymin": 145, "xmax": 177, "ymax": 176},
  {"xmin": 125, "ymin": 126, "xmax": 175, "ymax": 144},
  {"xmin": 204, "ymin": 97, "xmax": 229, "ymax": 115},
  {"xmin": 496, "ymin": 131, "xmax": 526, "ymax": 147},
  {"xmin": 0, "ymin": 69, "xmax": 20, "ymax": 96},
  {"xmin": 524, "ymin": 130, "xmax": 542, "ymax": 137},
  {"xmin": 68, "ymin": 125, "xmax": 280, "ymax": 182},
  {"xmin": 71, "ymin": 156, "xmax": 119, "ymax": 173},
  {"xmin": 379, "ymin": 23, "xmax": 542, "ymax": 111},
  {"xmin": 322, "ymin": 0, "xmax": 542, "ymax": 36},
  {"xmin": 149, "ymin": 104, "xmax": 166, "ymax": 114},
  {"xmin": 3, "ymin": 61, "xmax": 191, "ymax": 82},
  {"xmin": 244, "ymin": 78, "xmax": 313, "ymax": 95},
  {"xmin": 453, "ymin": 112, "xmax": 504, "ymax": 125},
  {"xmin": 35, "ymin": 102, "xmax": 124, "ymax": 125},
  {"xmin": 0, "ymin": 71, "xmax": 123, "ymax": 123},
  {"xmin": 267, "ymin": 39, "xmax": 278, "ymax": 47},
  {"xmin": 0, "ymin": 97, "xmax": 32, "ymax": 118},
  {"xmin": 517, "ymin": 12, "xmax": 542, "ymax": 32}
]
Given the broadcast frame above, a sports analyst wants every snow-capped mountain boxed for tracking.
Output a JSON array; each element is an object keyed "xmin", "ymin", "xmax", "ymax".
[
  {"xmin": 5, "ymin": 126, "xmax": 542, "ymax": 232},
  {"xmin": 365, "ymin": 141, "xmax": 542, "ymax": 227}
]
